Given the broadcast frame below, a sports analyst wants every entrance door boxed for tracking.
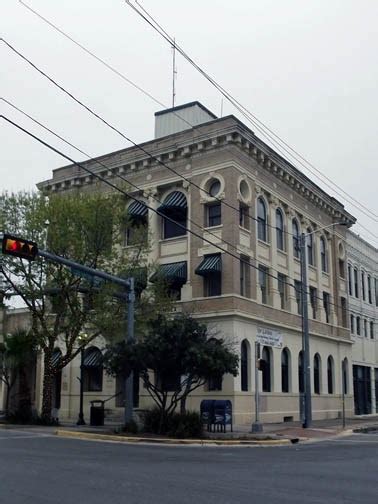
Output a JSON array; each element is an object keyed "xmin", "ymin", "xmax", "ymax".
[{"xmin": 353, "ymin": 365, "xmax": 372, "ymax": 415}]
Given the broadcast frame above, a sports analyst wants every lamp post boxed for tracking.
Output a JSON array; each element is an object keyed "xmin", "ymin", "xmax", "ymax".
[
  {"xmin": 300, "ymin": 221, "xmax": 347, "ymax": 429},
  {"xmin": 77, "ymin": 333, "xmax": 88, "ymax": 426}
]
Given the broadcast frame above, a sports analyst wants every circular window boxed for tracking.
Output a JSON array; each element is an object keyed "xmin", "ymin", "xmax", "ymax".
[
  {"xmin": 209, "ymin": 180, "xmax": 221, "ymax": 197},
  {"xmin": 239, "ymin": 179, "xmax": 250, "ymax": 201}
]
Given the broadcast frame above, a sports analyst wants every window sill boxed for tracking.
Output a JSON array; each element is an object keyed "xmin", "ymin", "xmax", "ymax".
[
  {"xmin": 257, "ymin": 239, "xmax": 270, "ymax": 247},
  {"xmin": 239, "ymin": 226, "xmax": 251, "ymax": 233},
  {"xmin": 204, "ymin": 224, "xmax": 223, "ymax": 231},
  {"xmin": 159, "ymin": 235, "xmax": 187, "ymax": 243}
]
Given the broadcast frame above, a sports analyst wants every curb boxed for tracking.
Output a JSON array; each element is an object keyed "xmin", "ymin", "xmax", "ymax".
[{"xmin": 55, "ymin": 429, "xmax": 293, "ymax": 446}]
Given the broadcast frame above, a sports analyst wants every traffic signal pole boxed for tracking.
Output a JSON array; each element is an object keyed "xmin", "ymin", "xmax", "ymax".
[{"xmin": 300, "ymin": 233, "xmax": 312, "ymax": 428}]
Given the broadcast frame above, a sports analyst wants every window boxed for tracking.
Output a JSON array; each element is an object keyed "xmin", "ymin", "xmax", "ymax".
[
  {"xmin": 293, "ymin": 219, "xmax": 300, "ymax": 259},
  {"xmin": 160, "ymin": 191, "xmax": 187, "ymax": 240},
  {"xmin": 340, "ymin": 297, "xmax": 347, "ymax": 327},
  {"xmin": 258, "ymin": 265, "xmax": 269, "ymax": 304},
  {"xmin": 298, "ymin": 351, "xmax": 304, "ymax": 393},
  {"xmin": 208, "ymin": 375, "xmax": 223, "ymax": 391},
  {"xmin": 356, "ymin": 316, "xmax": 361, "ymax": 335},
  {"xmin": 196, "ymin": 254, "xmax": 222, "ymax": 297},
  {"xmin": 323, "ymin": 292, "xmax": 330, "ymax": 323},
  {"xmin": 206, "ymin": 203, "xmax": 221, "ymax": 227},
  {"xmin": 364, "ymin": 319, "xmax": 368, "ymax": 338},
  {"xmin": 239, "ymin": 203, "xmax": 249, "ymax": 229},
  {"xmin": 375, "ymin": 278, "xmax": 378, "ymax": 307},
  {"xmin": 361, "ymin": 271, "xmax": 366, "ymax": 301},
  {"xmin": 240, "ymin": 256, "xmax": 250, "ymax": 297},
  {"xmin": 327, "ymin": 356, "xmax": 334, "ymax": 394},
  {"xmin": 367, "ymin": 276, "xmax": 372, "ymax": 304},
  {"xmin": 277, "ymin": 273, "xmax": 287, "ymax": 309},
  {"xmin": 370, "ymin": 321, "xmax": 374, "ymax": 340},
  {"xmin": 320, "ymin": 237, "xmax": 327, "ymax": 273},
  {"xmin": 205, "ymin": 274, "xmax": 221, "ymax": 297},
  {"xmin": 342, "ymin": 358, "xmax": 348, "ymax": 395},
  {"xmin": 257, "ymin": 198, "xmax": 267, "ymax": 242},
  {"xmin": 314, "ymin": 354, "xmax": 321, "ymax": 394},
  {"xmin": 83, "ymin": 347, "xmax": 103, "ymax": 392},
  {"xmin": 354, "ymin": 268, "xmax": 359, "ymax": 298},
  {"xmin": 307, "ymin": 229, "xmax": 314, "ymax": 266},
  {"xmin": 339, "ymin": 259, "xmax": 345, "ymax": 278},
  {"xmin": 276, "ymin": 209, "xmax": 284, "ymax": 251},
  {"xmin": 310, "ymin": 287, "xmax": 317, "ymax": 319},
  {"xmin": 348, "ymin": 265, "xmax": 353, "ymax": 296},
  {"xmin": 261, "ymin": 346, "xmax": 271, "ymax": 392},
  {"xmin": 241, "ymin": 340, "xmax": 249, "ymax": 391},
  {"xmin": 126, "ymin": 218, "xmax": 148, "ymax": 246},
  {"xmin": 350, "ymin": 314, "xmax": 354, "ymax": 333},
  {"xmin": 294, "ymin": 280, "xmax": 302, "ymax": 315},
  {"xmin": 209, "ymin": 180, "xmax": 221, "ymax": 197},
  {"xmin": 281, "ymin": 348, "xmax": 290, "ymax": 393}
]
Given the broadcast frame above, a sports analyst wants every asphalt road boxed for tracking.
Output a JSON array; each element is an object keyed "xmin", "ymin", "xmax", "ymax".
[{"xmin": 1, "ymin": 428, "xmax": 378, "ymax": 504}]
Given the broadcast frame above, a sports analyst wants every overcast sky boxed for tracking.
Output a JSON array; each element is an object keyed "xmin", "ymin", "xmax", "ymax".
[{"xmin": 2, "ymin": 0, "xmax": 378, "ymax": 246}]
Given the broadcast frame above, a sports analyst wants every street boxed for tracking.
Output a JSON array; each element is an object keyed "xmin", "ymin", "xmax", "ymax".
[{"xmin": 0, "ymin": 429, "xmax": 377, "ymax": 503}]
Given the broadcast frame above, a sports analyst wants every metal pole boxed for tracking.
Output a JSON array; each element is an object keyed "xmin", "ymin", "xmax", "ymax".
[
  {"xmin": 300, "ymin": 233, "xmax": 312, "ymax": 428},
  {"xmin": 251, "ymin": 342, "xmax": 263, "ymax": 433},
  {"xmin": 124, "ymin": 277, "xmax": 135, "ymax": 425},
  {"xmin": 342, "ymin": 362, "xmax": 346, "ymax": 429},
  {"xmin": 77, "ymin": 347, "xmax": 85, "ymax": 425}
]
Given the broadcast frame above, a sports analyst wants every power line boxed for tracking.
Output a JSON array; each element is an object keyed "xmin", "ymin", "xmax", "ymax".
[
  {"xmin": 1, "ymin": 113, "xmax": 351, "ymax": 313},
  {"xmin": 124, "ymin": 0, "xmax": 378, "ymax": 224}
]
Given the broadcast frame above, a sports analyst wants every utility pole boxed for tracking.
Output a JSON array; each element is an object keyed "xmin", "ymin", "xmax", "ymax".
[
  {"xmin": 251, "ymin": 342, "xmax": 263, "ymax": 433},
  {"xmin": 77, "ymin": 346, "xmax": 86, "ymax": 425},
  {"xmin": 300, "ymin": 233, "xmax": 312, "ymax": 428},
  {"xmin": 124, "ymin": 277, "xmax": 135, "ymax": 425}
]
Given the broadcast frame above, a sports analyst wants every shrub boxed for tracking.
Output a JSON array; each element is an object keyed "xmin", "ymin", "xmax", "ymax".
[{"xmin": 142, "ymin": 407, "xmax": 203, "ymax": 438}]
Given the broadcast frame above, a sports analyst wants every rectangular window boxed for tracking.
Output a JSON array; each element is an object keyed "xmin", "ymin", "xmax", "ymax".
[
  {"xmin": 361, "ymin": 272, "xmax": 366, "ymax": 301},
  {"xmin": 339, "ymin": 259, "xmax": 345, "ymax": 278},
  {"xmin": 204, "ymin": 274, "xmax": 221, "ymax": 297},
  {"xmin": 240, "ymin": 255, "xmax": 250, "ymax": 297},
  {"xmin": 354, "ymin": 268, "xmax": 359, "ymax": 298},
  {"xmin": 356, "ymin": 317, "xmax": 361, "ymax": 336},
  {"xmin": 364, "ymin": 319, "xmax": 368, "ymax": 338},
  {"xmin": 258, "ymin": 265, "xmax": 269, "ymax": 305},
  {"xmin": 340, "ymin": 297, "xmax": 347, "ymax": 327},
  {"xmin": 208, "ymin": 374, "xmax": 222, "ymax": 391},
  {"xmin": 323, "ymin": 292, "xmax": 330, "ymax": 323},
  {"xmin": 239, "ymin": 204, "xmax": 249, "ymax": 230},
  {"xmin": 294, "ymin": 280, "xmax": 302, "ymax": 315},
  {"xmin": 206, "ymin": 203, "xmax": 221, "ymax": 227},
  {"xmin": 350, "ymin": 314, "xmax": 354, "ymax": 334},
  {"xmin": 367, "ymin": 276, "xmax": 372, "ymax": 304},
  {"xmin": 277, "ymin": 273, "xmax": 287, "ymax": 309},
  {"xmin": 310, "ymin": 287, "xmax": 317, "ymax": 319},
  {"xmin": 371, "ymin": 322, "xmax": 375, "ymax": 340},
  {"xmin": 348, "ymin": 265, "xmax": 353, "ymax": 296}
]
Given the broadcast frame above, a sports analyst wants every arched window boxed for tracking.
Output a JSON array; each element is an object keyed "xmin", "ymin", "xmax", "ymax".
[
  {"xmin": 307, "ymin": 228, "xmax": 314, "ymax": 266},
  {"xmin": 125, "ymin": 200, "xmax": 148, "ymax": 246},
  {"xmin": 342, "ymin": 358, "xmax": 348, "ymax": 395},
  {"xmin": 83, "ymin": 347, "xmax": 103, "ymax": 392},
  {"xmin": 261, "ymin": 346, "xmax": 271, "ymax": 392},
  {"xmin": 158, "ymin": 191, "xmax": 187, "ymax": 239},
  {"xmin": 281, "ymin": 348, "xmax": 290, "ymax": 393},
  {"xmin": 314, "ymin": 353, "xmax": 321, "ymax": 394},
  {"xmin": 241, "ymin": 340, "xmax": 249, "ymax": 391},
  {"xmin": 257, "ymin": 198, "xmax": 267, "ymax": 242},
  {"xmin": 327, "ymin": 356, "xmax": 334, "ymax": 394},
  {"xmin": 298, "ymin": 351, "xmax": 304, "ymax": 393},
  {"xmin": 292, "ymin": 219, "xmax": 300, "ymax": 259},
  {"xmin": 320, "ymin": 237, "xmax": 328, "ymax": 272},
  {"xmin": 276, "ymin": 209, "xmax": 284, "ymax": 251}
]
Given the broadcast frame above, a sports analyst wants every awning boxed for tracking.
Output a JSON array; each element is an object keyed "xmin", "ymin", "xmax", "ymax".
[
  {"xmin": 127, "ymin": 200, "xmax": 148, "ymax": 218},
  {"xmin": 51, "ymin": 349, "xmax": 62, "ymax": 368},
  {"xmin": 150, "ymin": 261, "xmax": 187, "ymax": 284},
  {"xmin": 83, "ymin": 348, "xmax": 103, "ymax": 367},
  {"xmin": 157, "ymin": 191, "xmax": 187, "ymax": 215},
  {"xmin": 195, "ymin": 254, "xmax": 222, "ymax": 276}
]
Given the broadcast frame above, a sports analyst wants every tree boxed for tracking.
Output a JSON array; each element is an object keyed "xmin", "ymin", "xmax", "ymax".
[
  {"xmin": 0, "ymin": 189, "xmax": 159, "ymax": 421},
  {"xmin": 104, "ymin": 313, "xmax": 239, "ymax": 433},
  {"xmin": 0, "ymin": 330, "xmax": 37, "ymax": 419}
]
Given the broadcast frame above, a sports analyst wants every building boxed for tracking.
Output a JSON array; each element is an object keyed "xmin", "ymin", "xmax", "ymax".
[{"xmin": 346, "ymin": 231, "xmax": 378, "ymax": 415}]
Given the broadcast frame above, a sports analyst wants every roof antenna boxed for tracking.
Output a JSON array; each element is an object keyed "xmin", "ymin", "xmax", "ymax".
[{"xmin": 172, "ymin": 37, "xmax": 177, "ymax": 107}]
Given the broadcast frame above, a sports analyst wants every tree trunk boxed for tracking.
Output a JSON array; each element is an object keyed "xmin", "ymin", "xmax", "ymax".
[{"xmin": 41, "ymin": 352, "xmax": 54, "ymax": 422}]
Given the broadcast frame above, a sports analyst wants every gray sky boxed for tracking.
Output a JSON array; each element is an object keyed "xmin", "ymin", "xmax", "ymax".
[{"xmin": 2, "ymin": 0, "xmax": 378, "ymax": 246}]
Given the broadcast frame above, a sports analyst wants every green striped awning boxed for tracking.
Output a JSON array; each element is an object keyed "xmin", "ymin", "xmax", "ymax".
[
  {"xmin": 83, "ymin": 348, "xmax": 103, "ymax": 367},
  {"xmin": 127, "ymin": 200, "xmax": 148, "ymax": 218},
  {"xmin": 150, "ymin": 261, "xmax": 187, "ymax": 284},
  {"xmin": 157, "ymin": 191, "xmax": 187, "ymax": 214},
  {"xmin": 51, "ymin": 349, "xmax": 62, "ymax": 368},
  {"xmin": 195, "ymin": 254, "xmax": 222, "ymax": 276}
]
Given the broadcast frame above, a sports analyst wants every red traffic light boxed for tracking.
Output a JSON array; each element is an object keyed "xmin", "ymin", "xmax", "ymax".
[{"xmin": 2, "ymin": 234, "xmax": 38, "ymax": 261}]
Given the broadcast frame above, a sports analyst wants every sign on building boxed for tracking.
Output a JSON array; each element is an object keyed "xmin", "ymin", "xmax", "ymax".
[{"xmin": 256, "ymin": 327, "xmax": 283, "ymax": 348}]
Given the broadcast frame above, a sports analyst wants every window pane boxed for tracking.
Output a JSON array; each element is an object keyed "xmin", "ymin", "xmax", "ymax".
[{"xmin": 207, "ymin": 203, "xmax": 221, "ymax": 227}]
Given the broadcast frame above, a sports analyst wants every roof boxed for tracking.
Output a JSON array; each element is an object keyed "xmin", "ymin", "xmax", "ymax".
[{"xmin": 154, "ymin": 101, "xmax": 217, "ymax": 119}]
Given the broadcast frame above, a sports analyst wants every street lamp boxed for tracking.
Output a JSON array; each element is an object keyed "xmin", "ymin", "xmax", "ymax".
[
  {"xmin": 300, "ymin": 221, "xmax": 347, "ymax": 429},
  {"xmin": 77, "ymin": 333, "xmax": 89, "ymax": 426}
]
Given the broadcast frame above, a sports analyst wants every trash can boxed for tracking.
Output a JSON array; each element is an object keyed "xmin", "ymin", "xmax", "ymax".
[{"xmin": 90, "ymin": 400, "xmax": 105, "ymax": 426}]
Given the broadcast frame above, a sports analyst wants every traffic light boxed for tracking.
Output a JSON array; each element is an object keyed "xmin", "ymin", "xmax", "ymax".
[{"xmin": 2, "ymin": 234, "xmax": 38, "ymax": 261}]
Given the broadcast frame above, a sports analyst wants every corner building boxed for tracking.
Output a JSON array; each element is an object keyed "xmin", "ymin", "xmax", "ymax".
[{"xmin": 39, "ymin": 102, "xmax": 356, "ymax": 424}]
